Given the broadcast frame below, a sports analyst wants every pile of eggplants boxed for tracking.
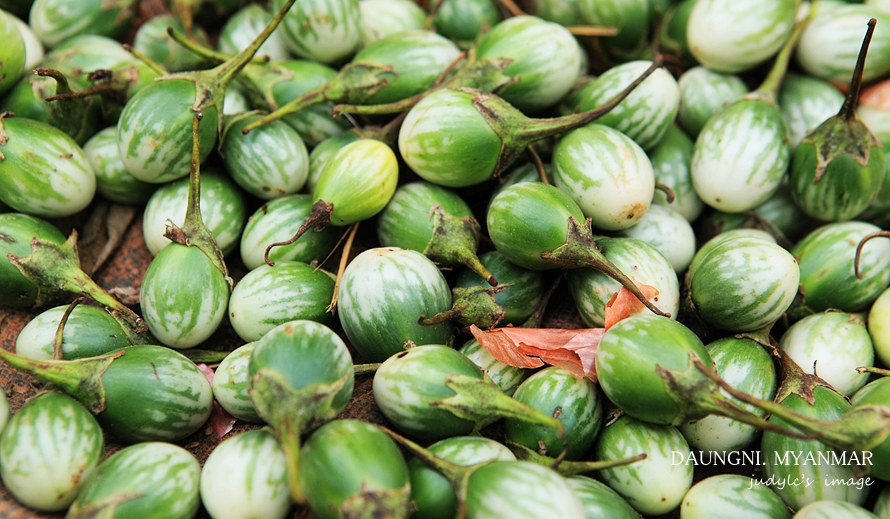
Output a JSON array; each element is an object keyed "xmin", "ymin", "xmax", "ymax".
[{"xmin": 3, "ymin": 0, "xmax": 890, "ymax": 518}]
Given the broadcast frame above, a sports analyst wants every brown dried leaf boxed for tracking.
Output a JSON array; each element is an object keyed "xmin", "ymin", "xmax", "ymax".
[
  {"xmin": 603, "ymin": 281, "xmax": 660, "ymax": 330},
  {"xmin": 469, "ymin": 325, "xmax": 604, "ymax": 381},
  {"xmin": 198, "ymin": 363, "xmax": 237, "ymax": 438}
]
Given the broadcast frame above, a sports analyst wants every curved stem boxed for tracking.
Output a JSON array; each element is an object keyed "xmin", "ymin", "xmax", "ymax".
[
  {"xmin": 526, "ymin": 146, "xmax": 550, "ymax": 185},
  {"xmin": 264, "ymin": 200, "xmax": 334, "ymax": 266},
  {"xmin": 655, "ymin": 183, "xmax": 675, "ymax": 204},
  {"xmin": 327, "ymin": 221, "xmax": 360, "ymax": 313},
  {"xmin": 854, "ymin": 230, "xmax": 889, "ymax": 279},
  {"xmin": 52, "ymin": 298, "xmax": 86, "ymax": 360}
]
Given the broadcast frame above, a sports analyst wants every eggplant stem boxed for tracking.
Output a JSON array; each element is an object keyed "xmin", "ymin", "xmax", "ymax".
[
  {"xmin": 854, "ymin": 230, "xmax": 890, "ymax": 279},
  {"xmin": 840, "ymin": 18, "xmax": 877, "ymax": 121},
  {"xmin": 567, "ymin": 26, "xmax": 619, "ymax": 38},
  {"xmin": 326, "ymin": 222, "xmax": 360, "ymax": 313},
  {"xmin": 122, "ymin": 44, "xmax": 169, "ymax": 76},
  {"xmin": 165, "ymin": 25, "xmax": 231, "ymax": 64},
  {"xmin": 526, "ymin": 145, "xmax": 550, "ymax": 185},
  {"xmin": 655, "ymin": 183, "xmax": 676, "ymax": 204},
  {"xmin": 51, "ymin": 298, "xmax": 87, "ymax": 361},
  {"xmin": 264, "ymin": 200, "xmax": 334, "ymax": 267},
  {"xmin": 858, "ymin": 365, "xmax": 890, "ymax": 377}
]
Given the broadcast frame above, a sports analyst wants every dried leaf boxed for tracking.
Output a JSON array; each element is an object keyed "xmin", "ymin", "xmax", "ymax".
[
  {"xmin": 198, "ymin": 363, "xmax": 237, "ymax": 438},
  {"xmin": 469, "ymin": 325, "xmax": 603, "ymax": 381},
  {"xmin": 603, "ymin": 281, "xmax": 660, "ymax": 330}
]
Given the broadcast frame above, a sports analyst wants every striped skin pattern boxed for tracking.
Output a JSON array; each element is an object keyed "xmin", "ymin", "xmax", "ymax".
[
  {"xmin": 778, "ymin": 73, "xmax": 844, "ymax": 148},
  {"xmin": 577, "ymin": 0, "xmax": 651, "ymax": 51},
  {"xmin": 98, "ymin": 345, "xmax": 214, "ymax": 443},
  {"xmin": 358, "ymin": 0, "xmax": 426, "ymax": 46},
  {"xmin": 595, "ymin": 416, "xmax": 693, "ymax": 516},
  {"xmin": 314, "ymin": 138, "xmax": 399, "ymax": 225},
  {"xmin": 210, "ymin": 342, "xmax": 260, "ymax": 423},
  {"xmin": 0, "ymin": 392, "xmax": 103, "ymax": 512},
  {"xmin": 351, "ymin": 29, "xmax": 460, "ymax": 105},
  {"xmin": 454, "ymin": 249, "xmax": 547, "ymax": 326},
  {"xmin": 465, "ymin": 461, "xmax": 585, "ymax": 518},
  {"xmin": 617, "ymin": 204, "xmax": 697, "ymax": 274},
  {"xmin": 762, "ymin": 389, "xmax": 870, "ymax": 510},
  {"xmin": 306, "ymin": 132, "xmax": 360, "ymax": 193},
  {"xmin": 779, "ymin": 312, "xmax": 874, "ymax": 396},
  {"xmin": 486, "ymin": 181, "xmax": 586, "ymax": 270},
  {"xmin": 142, "ymin": 171, "xmax": 247, "ymax": 257},
  {"xmin": 140, "ymin": 243, "xmax": 230, "ymax": 349},
  {"xmin": 27, "ymin": 0, "xmax": 132, "ymax": 48},
  {"xmin": 116, "ymin": 80, "xmax": 218, "ymax": 184},
  {"xmin": 596, "ymin": 315, "xmax": 711, "ymax": 425},
  {"xmin": 228, "ymin": 261, "xmax": 336, "ymax": 342},
  {"xmin": 687, "ymin": 0, "xmax": 797, "ymax": 74},
  {"xmin": 689, "ymin": 236, "xmax": 800, "ymax": 332},
  {"xmin": 679, "ymin": 337, "xmax": 778, "ymax": 453},
  {"xmin": 266, "ymin": 60, "xmax": 350, "ymax": 147},
  {"xmin": 69, "ymin": 442, "xmax": 201, "ymax": 519},
  {"xmin": 677, "ymin": 66, "xmax": 748, "ymax": 139},
  {"xmin": 474, "ymin": 15, "xmax": 584, "ymax": 113},
  {"xmin": 681, "ymin": 475, "xmax": 790, "ymax": 519},
  {"xmin": 200, "ymin": 429, "xmax": 291, "ymax": 519},
  {"xmin": 218, "ymin": 3, "xmax": 291, "ymax": 61},
  {"xmin": 248, "ymin": 320, "xmax": 355, "ymax": 422},
  {"xmin": 372, "ymin": 344, "xmax": 482, "ymax": 440},
  {"xmin": 567, "ymin": 237, "xmax": 680, "ymax": 328},
  {"xmin": 571, "ymin": 60, "xmax": 680, "ymax": 151},
  {"xmin": 337, "ymin": 248, "xmax": 453, "ymax": 362},
  {"xmin": 790, "ymin": 142, "xmax": 886, "ymax": 222},
  {"xmin": 459, "ymin": 339, "xmax": 530, "ymax": 396},
  {"xmin": 221, "ymin": 114, "xmax": 309, "ymax": 200},
  {"xmin": 82, "ymin": 126, "xmax": 157, "ymax": 205},
  {"xmin": 299, "ymin": 419, "xmax": 411, "ymax": 519},
  {"xmin": 15, "ymin": 304, "xmax": 132, "ymax": 360},
  {"xmin": 553, "ymin": 124, "xmax": 655, "ymax": 231},
  {"xmin": 239, "ymin": 194, "xmax": 338, "ymax": 270},
  {"xmin": 0, "ymin": 117, "xmax": 96, "ymax": 218},
  {"xmin": 649, "ymin": 124, "xmax": 705, "ymax": 222},
  {"xmin": 796, "ymin": 3, "xmax": 890, "ymax": 84},
  {"xmin": 376, "ymin": 181, "xmax": 475, "ymax": 252},
  {"xmin": 0, "ymin": 213, "xmax": 66, "ymax": 308},
  {"xmin": 504, "ymin": 366, "xmax": 603, "ymax": 460},
  {"xmin": 793, "ymin": 221, "xmax": 890, "ymax": 313},
  {"xmin": 691, "ymin": 98, "xmax": 791, "ymax": 213},
  {"xmin": 409, "ymin": 436, "xmax": 516, "ymax": 519},
  {"xmin": 398, "ymin": 88, "xmax": 502, "ymax": 188},
  {"xmin": 0, "ymin": 10, "xmax": 25, "ymax": 95},
  {"xmin": 275, "ymin": 0, "xmax": 361, "ymax": 64},
  {"xmin": 567, "ymin": 476, "xmax": 641, "ymax": 519}
]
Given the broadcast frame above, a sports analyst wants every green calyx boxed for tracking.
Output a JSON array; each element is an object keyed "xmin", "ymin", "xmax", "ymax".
[
  {"xmin": 6, "ymin": 232, "xmax": 151, "ymax": 344},
  {"xmin": 418, "ymin": 284, "xmax": 509, "ymax": 329},
  {"xmin": 423, "ymin": 205, "xmax": 496, "ymax": 286},
  {"xmin": 0, "ymin": 348, "xmax": 124, "ymax": 414},
  {"xmin": 156, "ymin": 0, "xmax": 297, "ymax": 133}
]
